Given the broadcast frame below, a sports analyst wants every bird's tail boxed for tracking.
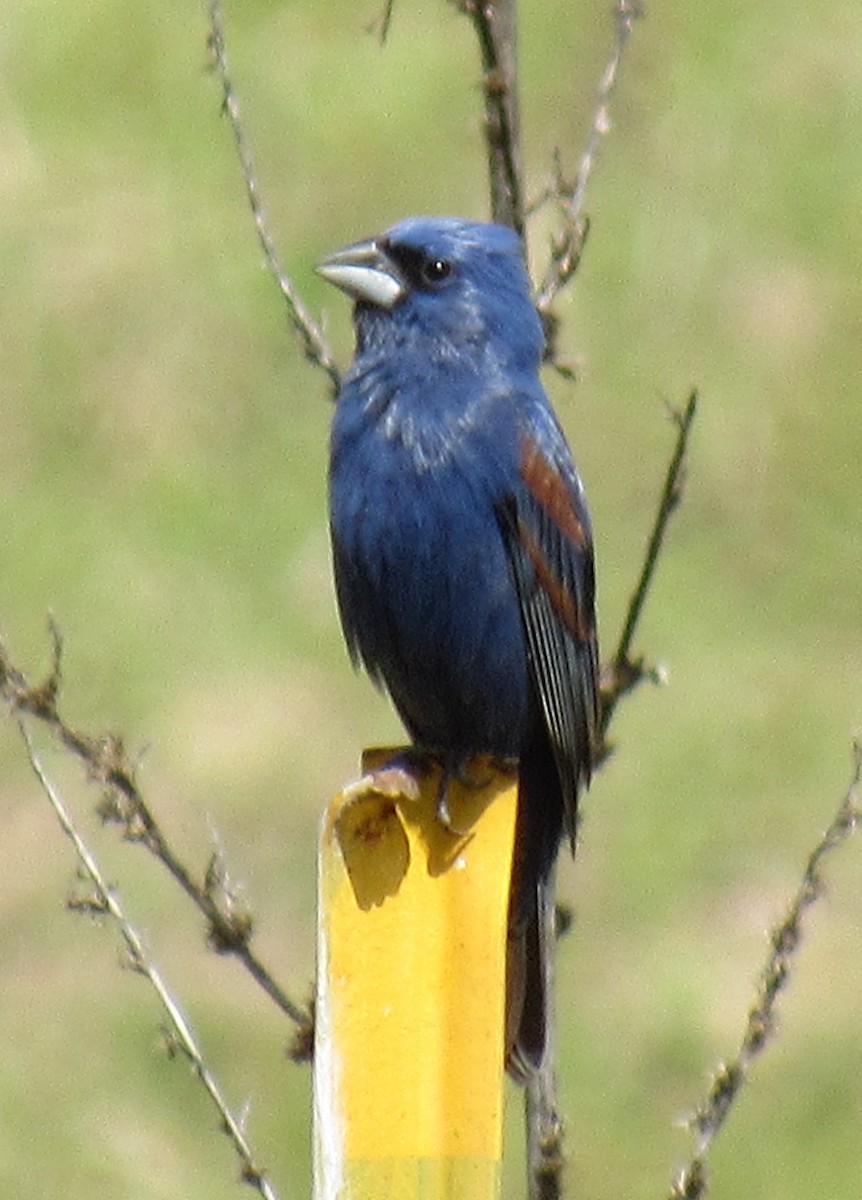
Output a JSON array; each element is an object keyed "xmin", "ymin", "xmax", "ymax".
[
  {"xmin": 506, "ymin": 872, "xmax": 557, "ymax": 1082},
  {"xmin": 505, "ymin": 735, "xmax": 564, "ymax": 1081}
]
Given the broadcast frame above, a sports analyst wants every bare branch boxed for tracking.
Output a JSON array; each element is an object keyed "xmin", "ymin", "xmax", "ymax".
[
  {"xmin": 535, "ymin": 0, "xmax": 641, "ymax": 362},
  {"xmin": 599, "ymin": 391, "xmax": 698, "ymax": 751},
  {"xmin": 452, "ymin": 0, "xmax": 525, "ymax": 235},
  {"xmin": 532, "ymin": 152, "xmax": 591, "ymax": 318},
  {"xmin": 18, "ymin": 721, "xmax": 284, "ymax": 1200},
  {"xmin": 524, "ymin": 861, "xmax": 565, "ymax": 1199},
  {"xmin": 205, "ymin": 0, "xmax": 341, "ymax": 392},
  {"xmin": 525, "ymin": 1043, "xmax": 564, "ymax": 1197},
  {"xmin": 0, "ymin": 625, "xmax": 312, "ymax": 1034},
  {"xmin": 371, "ymin": 0, "xmax": 396, "ymax": 44},
  {"xmin": 669, "ymin": 743, "xmax": 862, "ymax": 1199}
]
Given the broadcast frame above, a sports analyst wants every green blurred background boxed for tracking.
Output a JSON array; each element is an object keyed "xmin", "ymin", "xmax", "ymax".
[{"xmin": 1, "ymin": 1, "xmax": 860, "ymax": 1196}]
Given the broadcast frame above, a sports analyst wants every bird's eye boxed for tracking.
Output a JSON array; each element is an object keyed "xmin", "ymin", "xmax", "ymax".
[{"xmin": 420, "ymin": 257, "xmax": 452, "ymax": 286}]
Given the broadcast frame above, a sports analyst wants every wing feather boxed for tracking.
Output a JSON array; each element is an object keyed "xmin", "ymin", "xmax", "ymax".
[{"xmin": 496, "ymin": 439, "xmax": 599, "ymax": 850}]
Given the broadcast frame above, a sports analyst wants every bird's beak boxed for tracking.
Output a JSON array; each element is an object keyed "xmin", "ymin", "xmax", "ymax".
[{"xmin": 316, "ymin": 237, "xmax": 406, "ymax": 310}]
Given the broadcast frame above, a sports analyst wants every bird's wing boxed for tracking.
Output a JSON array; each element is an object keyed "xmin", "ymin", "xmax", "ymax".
[{"xmin": 495, "ymin": 433, "xmax": 600, "ymax": 850}]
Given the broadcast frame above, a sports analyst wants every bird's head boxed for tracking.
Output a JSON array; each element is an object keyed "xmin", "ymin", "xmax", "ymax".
[{"xmin": 317, "ymin": 217, "xmax": 544, "ymax": 372}]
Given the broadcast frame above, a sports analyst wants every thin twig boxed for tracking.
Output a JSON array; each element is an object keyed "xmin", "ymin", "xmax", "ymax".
[
  {"xmin": 525, "ymin": 1077, "xmax": 564, "ymax": 1200},
  {"xmin": 525, "ymin": 865, "xmax": 565, "ymax": 1200},
  {"xmin": 18, "ymin": 721, "xmax": 283, "ymax": 1200},
  {"xmin": 451, "ymin": 0, "xmax": 525, "ymax": 236},
  {"xmin": 535, "ymin": 0, "xmax": 641, "ymax": 365},
  {"xmin": 599, "ymin": 391, "xmax": 698, "ymax": 749},
  {"xmin": 374, "ymin": 0, "xmax": 395, "ymax": 44},
  {"xmin": 565, "ymin": 0, "xmax": 640, "ymax": 230},
  {"xmin": 669, "ymin": 743, "xmax": 862, "ymax": 1199},
  {"xmin": 205, "ymin": 0, "xmax": 340, "ymax": 392},
  {"xmin": 0, "ymin": 624, "xmax": 312, "ymax": 1034}
]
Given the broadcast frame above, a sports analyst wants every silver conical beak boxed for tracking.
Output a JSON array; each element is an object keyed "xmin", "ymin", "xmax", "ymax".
[{"xmin": 316, "ymin": 237, "xmax": 406, "ymax": 309}]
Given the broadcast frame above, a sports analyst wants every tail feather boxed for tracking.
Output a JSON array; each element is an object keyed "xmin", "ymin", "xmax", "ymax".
[
  {"xmin": 506, "ymin": 732, "xmax": 565, "ymax": 1080},
  {"xmin": 506, "ymin": 875, "xmax": 556, "ymax": 1081}
]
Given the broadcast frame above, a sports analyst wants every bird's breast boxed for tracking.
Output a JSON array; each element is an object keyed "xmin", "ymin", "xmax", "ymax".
[{"xmin": 329, "ymin": 391, "xmax": 530, "ymax": 758}]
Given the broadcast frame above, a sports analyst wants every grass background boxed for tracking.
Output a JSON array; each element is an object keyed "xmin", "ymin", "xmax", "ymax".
[{"xmin": 1, "ymin": 0, "xmax": 860, "ymax": 1196}]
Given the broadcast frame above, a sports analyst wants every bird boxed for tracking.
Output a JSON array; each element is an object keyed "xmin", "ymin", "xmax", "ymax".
[{"xmin": 317, "ymin": 216, "xmax": 600, "ymax": 1078}]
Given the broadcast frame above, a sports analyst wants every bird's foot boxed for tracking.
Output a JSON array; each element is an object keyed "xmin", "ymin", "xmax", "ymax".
[{"xmin": 436, "ymin": 754, "xmax": 517, "ymax": 834}]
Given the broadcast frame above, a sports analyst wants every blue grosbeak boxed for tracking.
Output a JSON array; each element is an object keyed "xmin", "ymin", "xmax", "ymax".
[{"xmin": 318, "ymin": 217, "xmax": 599, "ymax": 1078}]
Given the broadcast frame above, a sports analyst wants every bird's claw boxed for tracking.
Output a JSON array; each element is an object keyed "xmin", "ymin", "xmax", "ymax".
[{"xmin": 436, "ymin": 787, "xmax": 455, "ymax": 831}]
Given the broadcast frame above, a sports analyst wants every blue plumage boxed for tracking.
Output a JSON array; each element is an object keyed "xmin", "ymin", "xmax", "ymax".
[{"xmin": 319, "ymin": 217, "xmax": 599, "ymax": 1076}]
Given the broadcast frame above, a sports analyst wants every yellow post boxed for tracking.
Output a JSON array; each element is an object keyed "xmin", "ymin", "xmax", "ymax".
[{"xmin": 314, "ymin": 749, "xmax": 518, "ymax": 1200}]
